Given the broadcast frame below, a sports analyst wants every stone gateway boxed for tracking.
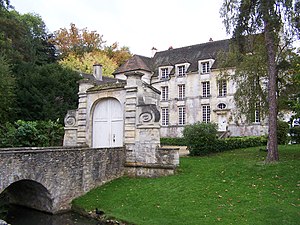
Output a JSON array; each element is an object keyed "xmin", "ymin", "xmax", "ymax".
[{"xmin": 63, "ymin": 65, "xmax": 179, "ymax": 177}]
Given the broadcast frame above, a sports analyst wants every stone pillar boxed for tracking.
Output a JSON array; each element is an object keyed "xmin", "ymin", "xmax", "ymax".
[
  {"xmin": 124, "ymin": 71, "xmax": 178, "ymax": 177},
  {"xmin": 76, "ymin": 82, "xmax": 94, "ymax": 146},
  {"xmin": 63, "ymin": 110, "xmax": 78, "ymax": 146},
  {"xmin": 124, "ymin": 72, "xmax": 142, "ymax": 163}
]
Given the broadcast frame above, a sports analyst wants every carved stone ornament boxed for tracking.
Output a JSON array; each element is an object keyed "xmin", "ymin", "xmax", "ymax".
[
  {"xmin": 64, "ymin": 110, "xmax": 77, "ymax": 127},
  {"xmin": 139, "ymin": 112, "xmax": 153, "ymax": 123}
]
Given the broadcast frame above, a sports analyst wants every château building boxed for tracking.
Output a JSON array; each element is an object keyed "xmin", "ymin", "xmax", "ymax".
[{"xmin": 113, "ymin": 39, "xmax": 268, "ymax": 137}]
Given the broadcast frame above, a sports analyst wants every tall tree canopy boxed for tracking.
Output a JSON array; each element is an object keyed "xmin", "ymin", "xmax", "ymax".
[
  {"xmin": 0, "ymin": 10, "xmax": 55, "ymax": 65},
  {"xmin": 104, "ymin": 42, "xmax": 132, "ymax": 66},
  {"xmin": 220, "ymin": 0, "xmax": 300, "ymax": 162},
  {"xmin": 0, "ymin": 55, "xmax": 15, "ymax": 122},
  {"xmin": 51, "ymin": 23, "xmax": 105, "ymax": 58},
  {"xmin": 14, "ymin": 63, "xmax": 80, "ymax": 122},
  {"xmin": 59, "ymin": 51, "xmax": 117, "ymax": 76},
  {"xmin": 52, "ymin": 23, "xmax": 132, "ymax": 76}
]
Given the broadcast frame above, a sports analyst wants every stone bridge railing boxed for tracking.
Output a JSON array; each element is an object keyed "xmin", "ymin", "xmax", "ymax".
[{"xmin": 0, "ymin": 146, "xmax": 125, "ymax": 213}]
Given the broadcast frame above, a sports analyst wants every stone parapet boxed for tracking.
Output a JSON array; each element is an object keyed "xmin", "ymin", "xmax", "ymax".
[{"xmin": 0, "ymin": 146, "xmax": 125, "ymax": 213}]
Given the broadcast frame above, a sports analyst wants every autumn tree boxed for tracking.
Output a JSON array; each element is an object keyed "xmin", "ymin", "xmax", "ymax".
[
  {"xmin": 59, "ymin": 51, "xmax": 117, "ymax": 77},
  {"xmin": 104, "ymin": 42, "xmax": 132, "ymax": 66},
  {"xmin": 220, "ymin": 0, "xmax": 300, "ymax": 162},
  {"xmin": 51, "ymin": 23, "xmax": 105, "ymax": 57}
]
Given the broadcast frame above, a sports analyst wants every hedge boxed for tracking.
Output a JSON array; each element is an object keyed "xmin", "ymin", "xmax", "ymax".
[{"xmin": 160, "ymin": 137, "xmax": 187, "ymax": 146}]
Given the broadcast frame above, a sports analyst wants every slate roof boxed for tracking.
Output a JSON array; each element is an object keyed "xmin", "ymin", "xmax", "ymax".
[
  {"xmin": 113, "ymin": 39, "xmax": 231, "ymax": 76},
  {"xmin": 80, "ymin": 72, "xmax": 126, "ymax": 85},
  {"xmin": 113, "ymin": 54, "xmax": 153, "ymax": 75}
]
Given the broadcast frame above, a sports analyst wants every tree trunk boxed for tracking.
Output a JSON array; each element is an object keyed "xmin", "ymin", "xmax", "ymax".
[{"xmin": 264, "ymin": 20, "xmax": 279, "ymax": 162}]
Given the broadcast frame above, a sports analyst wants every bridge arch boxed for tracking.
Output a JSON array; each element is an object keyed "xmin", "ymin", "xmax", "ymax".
[{"xmin": 1, "ymin": 179, "xmax": 53, "ymax": 213}]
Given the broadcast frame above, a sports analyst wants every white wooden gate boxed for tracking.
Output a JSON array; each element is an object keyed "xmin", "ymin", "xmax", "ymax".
[{"xmin": 92, "ymin": 98, "xmax": 123, "ymax": 148}]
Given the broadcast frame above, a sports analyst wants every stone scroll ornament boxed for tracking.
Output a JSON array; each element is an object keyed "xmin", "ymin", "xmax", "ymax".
[
  {"xmin": 64, "ymin": 110, "xmax": 77, "ymax": 127},
  {"xmin": 138, "ymin": 105, "xmax": 160, "ymax": 124},
  {"xmin": 137, "ymin": 96, "xmax": 160, "ymax": 124}
]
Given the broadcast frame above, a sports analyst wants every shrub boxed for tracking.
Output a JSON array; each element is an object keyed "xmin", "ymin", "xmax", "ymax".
[
  {"xmin": 0, "ymin": 120, "xmax": 64, "ymax": 147},
  {"xmin": 216, "ymin": 136, "xmax": 267, "ymax": 152},
  {"xmin": 160, "ymin": 137, "xmax": 187, "ymax": 146},
  {"xmin": 290, "ymin": 126, "xmax": 300, "ymax": 144},
  {"xmin": 183, "ymin": 122, "xmax": 218, "ymax": 156},
  {"xmin": 182, "ymin": 120, "xmax": 267, "ymax": 156},
  {"xmin": 277, "ymin": 120, "xmax": 290, "ymax": 144}
]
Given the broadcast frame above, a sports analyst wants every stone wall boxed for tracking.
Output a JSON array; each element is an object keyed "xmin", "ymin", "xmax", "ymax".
[{"xmin": 0, "ymin": 146, "xmax": 125, "ymax": 213}]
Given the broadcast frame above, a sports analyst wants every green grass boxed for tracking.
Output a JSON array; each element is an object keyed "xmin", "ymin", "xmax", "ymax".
[{"xmin": 73, "ymin": 145, "xmax": 300, "ymax": 225}]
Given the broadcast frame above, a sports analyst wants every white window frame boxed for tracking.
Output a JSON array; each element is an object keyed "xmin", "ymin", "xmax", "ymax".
[
  {"xmin": 218, "ymin": 79, "xmax": 227, "ymax": 97},
  {"xmin": 202, "ymin": 81, "xmax": 210, "ymax": 98},
  {"xmin": 161, "ymin": 86, "xmax": 168, "ymax": 101},
  {"xmin": 201, "ymin": 61, "xmax": 210, "ymax": 74},
  {"xmin": 254, "ymin": 102, "xmax": 260, "ymax": 123},
  {"xmin": 178, "ymin": 106, "xmax": 186, "ymax": 125},
  {"xmin": 161, "ymin": 68, "xmax": 169, "ymax": 79},
  {"xmin": 202, "ymin": 105, "xmax": 211, "ymax": 123},
  {"xmin": 178, "ymin": 84, "xmax": 185, "ymax": 100},
  {"xmin": 177, "ymin": 65, "xmax": 186, "ymax": 77},
  {"xmin": 161, "ymin": 107, "xmax": 169, "ymax": 126}
]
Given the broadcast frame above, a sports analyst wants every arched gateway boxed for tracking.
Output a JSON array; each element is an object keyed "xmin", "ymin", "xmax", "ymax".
[{"xmin": 92, "ymin": 98, "xmax": 123, "ymax": 148}]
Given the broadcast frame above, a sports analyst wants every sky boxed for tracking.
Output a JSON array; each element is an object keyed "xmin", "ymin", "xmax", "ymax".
[{"xmin": 11, "ymin": 0, "xmax": 230, "ymax": 57}]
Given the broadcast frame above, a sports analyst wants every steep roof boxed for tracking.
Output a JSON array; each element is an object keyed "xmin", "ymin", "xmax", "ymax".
[
  {"xmin": 113, "ymin": 54, "xmax": 152, "ymax": 75},
  {"xmin": 113, "ymin": 39, "xmax": 230, "ymax": 76}
]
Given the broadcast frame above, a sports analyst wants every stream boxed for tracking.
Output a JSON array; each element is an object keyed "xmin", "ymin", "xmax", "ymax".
[{"xmin": 4, "ymin": 205, "xmax": 101, "ymax": 225}]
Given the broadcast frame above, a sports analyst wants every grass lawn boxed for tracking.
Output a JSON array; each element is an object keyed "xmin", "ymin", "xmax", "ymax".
[{"xmin": 72, "ymin": 145, "xmax": 300, "ymax": 225}]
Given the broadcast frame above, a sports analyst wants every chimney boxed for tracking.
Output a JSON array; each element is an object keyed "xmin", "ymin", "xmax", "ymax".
[
  {"xmin": 151, "ymin": 47, "xmax": 157, "ymax": 57},
  {"xmin": 93, "ymin": 64, "xmax": 102, "ymax": 81}
]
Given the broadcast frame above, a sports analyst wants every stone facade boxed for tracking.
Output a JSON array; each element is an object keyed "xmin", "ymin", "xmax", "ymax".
[
  {"xmin": 113, "ymin": 40, "xmax": 269, "ymax": 138},
  {"xmin": 0, "ymin": 146, "xmax": 125, "ymax": 213},
  {"xmin": 63, "ymin": 65, "xmax": 179, "ymax": 177}
]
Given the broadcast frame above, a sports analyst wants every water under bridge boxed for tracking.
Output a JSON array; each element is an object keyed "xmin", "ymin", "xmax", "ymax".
[{"xmin": 0, "ymin": 146, "xmax": 125, "ymax": 213}]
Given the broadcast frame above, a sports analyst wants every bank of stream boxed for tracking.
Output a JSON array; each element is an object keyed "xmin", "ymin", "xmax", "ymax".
[{"xmin": 3, "ymin": 205, "xmax": 99, "ymax": 225}]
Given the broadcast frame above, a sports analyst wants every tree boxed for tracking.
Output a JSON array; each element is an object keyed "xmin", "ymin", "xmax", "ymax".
[
  {"xmin": 220, "ymin": 0, "xmax": 300, "ymax": 162},
  {"xmin": 0, "ymin": 0, "xmax": 10, "ymax": 10},
  {"xmin": 104, "ymin": 42, "xmax": 132, "ymax": 66},
  {"xmin": 59, "ymin": 51, "xmax": 117, "ymax": 77},
  {"xmin": 0, "ymin": 9, "xmax": 56, "ymax": 65},
  {"xmin": 279, "ymin": 51, "xmax": 300, "ymax": 120},
  {"xmin": 0, "ymin": 55, "xmax": 15, "ymax": 122},
  {"xmin": 14, "ymin": 63, "xmax": 80, "ymax": 122},
  {"xmin": 51, "ymin": 23, "xmax": 105, "ymax": 58}
]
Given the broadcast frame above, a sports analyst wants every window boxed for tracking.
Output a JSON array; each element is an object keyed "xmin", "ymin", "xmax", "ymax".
[
  {"xmin": 178, "ymin": 84, "xmax": 185, "ymax": 100},
  {"xmin": 161, "ymin": 108, "xmax": 169, "ymax": 126},
  {"xmin": 217, "ymin": 103, "xmax": 226, "ymax": 109},
  {"xmin": 177, "ymin": 65, "xmax": 186, "ymax": 77},
  {"xmin": 201, "ymin": 61, "xmax": 210, "ymax": 74},
  {"xmin": 202, "ymin": 105, "xmax": 211, "ymax": 123},
  {"xmin": 178, "ymin": 107, "xmax": 186, "ymax": 125},
  {"xmin": 161, "ymin": 68, "xmax": 169, "ymax": 79},
  {"xmin": 254, "ymin": 103, "xmax": 260, "ymax": 123},
  {"xmin": 218, "ymin": 79, "xmax": 227, "ymax": 97},
  {"xmin": 161, "ymin": 86, "xmax": 168, "ymax": 101},
  {"xmin": 202, "ymin": 81, "xmax": 210, "ymax": 98}
]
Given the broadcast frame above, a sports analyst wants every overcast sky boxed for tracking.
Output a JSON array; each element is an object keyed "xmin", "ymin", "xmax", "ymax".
[{"xmin": 11, "ymin": 0, "xmax": 230, "ymax": 57}]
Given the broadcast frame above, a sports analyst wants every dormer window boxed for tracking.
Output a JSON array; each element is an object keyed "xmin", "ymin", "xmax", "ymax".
[
  {"xmin": 201, "ymin": 61, "xmax": 210, "ymax": 74},
  {"xmin": 177, "ymin": 65, "xmax": 186, "ymax": 77},
  {"xmin": 161, "ymin": 68, "xmax": 169, "ymax": 79}
]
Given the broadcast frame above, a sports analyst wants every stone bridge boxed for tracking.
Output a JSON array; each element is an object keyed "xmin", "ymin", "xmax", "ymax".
[{"xmin": 0, "ymin": 146, "xmax": 125, "ymax": 214}]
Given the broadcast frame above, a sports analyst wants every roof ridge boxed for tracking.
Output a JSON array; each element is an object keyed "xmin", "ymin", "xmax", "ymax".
[{"xmin": 155, "ymin": 38, "xmax": 231, "ymax": 54}]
